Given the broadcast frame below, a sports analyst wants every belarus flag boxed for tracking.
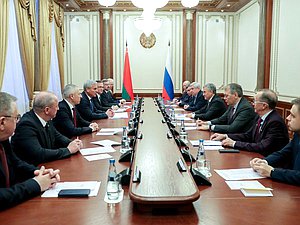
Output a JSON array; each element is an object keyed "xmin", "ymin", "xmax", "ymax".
[
  {"xmin": 162, "ymin": 42, "xmax": 174, "ymax": 100},
  {"xmin": 122, "ymin": 46, "xmax": 134, "ymax": 100}
]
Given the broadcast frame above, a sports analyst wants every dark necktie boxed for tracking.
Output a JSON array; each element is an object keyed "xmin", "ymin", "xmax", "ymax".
[
  {"xmin": 90, "ymin": 100, "xmax": 94, "ymax": 112},
  {"xmin": 0, "ymin": 144, "xmax": 10, "ymax": 188},
  {"xmin": 228, "ymin": 107, "xmax": 235, "ymax": 121},
  {"xmin": 254, "ymin": 117, "xmax": 263, "ymax": 140},
  {"xmin": 72, "ymin": 108, "xmax": 77, "ymax": 127},
  {"xmin": 44, "ymin": 123, "xmax": 52, "ymax": 148}
]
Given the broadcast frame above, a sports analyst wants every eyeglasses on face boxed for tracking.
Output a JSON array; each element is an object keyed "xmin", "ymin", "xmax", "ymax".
[
  {"xmin": 3, "ymin": 114, "xmax": 21, "ymax": 122},
  {"xmin": 252, "ymin": 100, "xmax": 266, "ymax": 105}
]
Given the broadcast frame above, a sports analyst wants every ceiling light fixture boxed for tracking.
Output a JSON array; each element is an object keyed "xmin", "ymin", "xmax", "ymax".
[
  {"xmin": 98, "ymin": 0, "xmax": 117, "ymax": 7},
  {"xmin": 181, "ymin": 0, "xmax": 199, "ymax": 8}
]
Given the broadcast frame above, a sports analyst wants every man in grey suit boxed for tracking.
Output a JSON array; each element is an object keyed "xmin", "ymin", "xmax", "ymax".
[{"xmin": 197, "ymin": 83, "xmax": 256, "ymax": 133}]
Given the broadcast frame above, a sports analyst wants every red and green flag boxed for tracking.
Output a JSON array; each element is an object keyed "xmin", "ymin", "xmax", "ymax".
[{"xmin": 122, "ymin": 47, "xmax": 134, "ymax": 100}]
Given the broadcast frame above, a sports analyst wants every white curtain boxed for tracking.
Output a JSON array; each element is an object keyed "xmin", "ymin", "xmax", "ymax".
[
  {"xmin": 1, "ymin": 0, "xmax": 29, "ymax": 114},
  {"xmin": 48, "ymin": 21, "xmax": 62, "ymax": 100}
]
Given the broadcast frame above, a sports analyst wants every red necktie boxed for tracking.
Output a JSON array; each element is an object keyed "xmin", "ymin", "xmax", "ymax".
[
  {"xmin": 0, "ymin": 144, "xmax": 10, "ymax": 188},
  {"xmin": 72, "ymin": 108, "xmax": 77, "ymax": 128},
  {"xmin": 255, "ymin": 118, "xmax": 263, "ymax": 140}
]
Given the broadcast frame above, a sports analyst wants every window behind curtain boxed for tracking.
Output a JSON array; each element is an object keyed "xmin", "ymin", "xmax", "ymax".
[{"xmin": 1, "ymin": 0, "xmax": 30, "ymax": 114}]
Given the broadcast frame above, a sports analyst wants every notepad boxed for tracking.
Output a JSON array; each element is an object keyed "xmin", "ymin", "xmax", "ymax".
[{"xmin": 240, "ymin": 188, "xmax": 273, "ymax": 197}]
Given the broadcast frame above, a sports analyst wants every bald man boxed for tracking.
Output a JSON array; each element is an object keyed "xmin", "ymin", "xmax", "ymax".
[{"xmin": 12, "ymin": 92, "xmax": 82, "ymax": 166}]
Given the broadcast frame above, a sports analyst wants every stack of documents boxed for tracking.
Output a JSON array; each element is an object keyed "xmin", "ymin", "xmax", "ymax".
[
  {"xmin": 80, "ymin": 140, "xmax": 121, "ymax": 162},
  {"xmin": 225, "ymin": 180, "xmax": 273, "ymax": 197},
  {"xmin": 215, "ymin": 168, "xmax": 273, "ymax": 197}
]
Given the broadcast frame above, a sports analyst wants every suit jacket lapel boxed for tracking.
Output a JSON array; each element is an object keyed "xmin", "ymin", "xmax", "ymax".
[{"xmin": 30, "ymin": 111, "xmax": 52, "ymax": 149}]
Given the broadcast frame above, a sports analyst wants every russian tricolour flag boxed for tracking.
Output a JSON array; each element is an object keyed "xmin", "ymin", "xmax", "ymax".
[{"xmin": 162, "ymin": 42, "xmax": 174, "ymax": 100}]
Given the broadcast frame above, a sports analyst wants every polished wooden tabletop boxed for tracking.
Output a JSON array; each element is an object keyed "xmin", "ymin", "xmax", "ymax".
[
  {"xmin": 129, "ymin": 98, "xmax": 200, "ymax": 205},
  {"xmin": 1, "ymin": 98, "xmax": 299, "ymax": 225}
]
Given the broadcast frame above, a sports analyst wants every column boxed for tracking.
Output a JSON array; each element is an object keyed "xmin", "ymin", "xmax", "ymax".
[
  {"xmin": 185, "ymin": 10, "xmax": 194, "ymax": 82},
  {"xmin": 256, "ymin": 0, "xmax": 266, "ymax": 90},
  {"xmin": 101, "ymin": 10, "xmax": 111, "ymax": 78}
]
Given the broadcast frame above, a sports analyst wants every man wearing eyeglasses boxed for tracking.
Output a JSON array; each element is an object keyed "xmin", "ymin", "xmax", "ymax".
[
  {"xmin": 0, "ymin": 92, "xmax": 60, "ymax": 210},
  {"xmin": 197, "ymin": 83, "xmax": 256, "ymax": 133},
  {"xmin": 250, "ymin": 98, "xmax": 300, "ymax": 185},
  {"xmin": 211, "ymin": 89, "xmax": 289, "ymax": 156}
]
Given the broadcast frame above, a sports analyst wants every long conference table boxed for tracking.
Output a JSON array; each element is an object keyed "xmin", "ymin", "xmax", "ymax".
[{"xmin": 1, "ymin": 98, "xmax": 299, "ymax": 225}]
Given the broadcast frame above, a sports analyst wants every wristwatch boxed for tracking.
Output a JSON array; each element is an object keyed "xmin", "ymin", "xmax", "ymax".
[{"xmin": 270, "ymin": 168, "xmax": 275, "ymax": 177}]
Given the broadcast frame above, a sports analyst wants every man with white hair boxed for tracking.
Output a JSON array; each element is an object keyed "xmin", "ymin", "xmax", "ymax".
[
  {"xmin": 76, "ymin": 80, "xmax": 114, "ymax": 122},
  {"xmin": 53, "ymin": 84, "xmax": 99, "ymax": 138},
  {"xmin": 183, "ymin": 82, "xmax": 207, "ymax": 112}
]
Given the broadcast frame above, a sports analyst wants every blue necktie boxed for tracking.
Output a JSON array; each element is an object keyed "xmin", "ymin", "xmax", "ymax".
[{"xmin": 90, "ymin": 100, "xmax": 94, "ymax": 112}]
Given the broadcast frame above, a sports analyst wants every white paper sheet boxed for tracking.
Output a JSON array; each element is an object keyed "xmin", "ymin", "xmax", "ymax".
[
  {"xmin": 80, "ymin": 146, "xmax": 115, "ymax": 156},
  {"xmin": 175, "ymin": 113, "xmax": 193, "ymax": 121},
  {"xmin": 190, "ymin": 140, "xmax": 222, "ymax": 146},
  {"xmin": 91, "ymin": 140, "xmax": 121, "ymax": 147},
  {"xmin": 96, "ymin": 132, "xmax": 116, "ymax": 136},
  {"xmin": 41, "ymin": 181, "xmax": 101, "ymax": 197},
  {"xmin": 100, "ymin": 128, "xmax": 123, "ymax": 133},
  {"xmin": 114, "ymin": 108, "xmax": 127, "ymax": 113},
  {"xmin": 84, "ymin": 153, "xmax": 112, "ymax": 161},
  {"xmin": 184, "ymin": 127, "xmax": 197, "ymax": 131},
  {"xmin": 215, "ymin": 168, "xmax": 265, "ymax": 181},
  {"xmin": 110, "ymin": 112, "xmax": 128, "ymax": 119},
  {"xmin": 204, "ymin": 146, "xmax": 224, "ymax": 151},
  {"xmin": 96, "ymin": 128, "xmax": 123, "ymax": 135},
  {"xmin": 175, "ymin": 117, "xmax": 193, "ymax": 121},
  {"xmin": 225, "ymin": 180, "xmax": 265, "ymax": 190}
]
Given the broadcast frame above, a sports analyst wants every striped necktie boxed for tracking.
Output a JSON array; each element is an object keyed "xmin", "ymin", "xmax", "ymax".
[{"xmin": 0, "ymin": 144, "xmax": 10, "ymax": 188}]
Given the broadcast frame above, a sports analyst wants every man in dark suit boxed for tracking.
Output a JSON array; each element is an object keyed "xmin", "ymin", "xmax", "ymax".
[
  {"xmin": 198, "ymin": 83, "xmax": 256, "ymax": 133},
  {"xmin": 100, "ymin": 79, "xmax": 126, "ymax": 108},
  {"xmin": 211, "ymin": 89, "xmax": 289, "ymax": 156},
  {"xmin": 53, "ymin": 84, "xmax": 99, "ymax": 138},
  {"xmin": 183, "ymin": 82, "xmax": 207, "ymax": 112},
  {"xmin": 0, "ymin": 92, "xmax": 60, "ymax": 210},
  {"xmin": 187, "ymin": 83, "xmax": 226, "ymax": 121},
  {"xmin": 250, "ymin": 98, "xmax": 300, "ymax": 185},
  {"xmin": 173, "ymin": 80, "xmax": 190, "ymax": 104},
  {"xmin": 76, "ymin": 80, "xmax": 114, "ymax": 122},
  {"xmin": 11, "ymin": 92, "xmax": 82, "ymax": 166},
  {"xmin": 92, "ymin": 80, "xmax": 111, "ymax": 112},
  {"xmin": 178, "ymin": 84, "xmax": 194, "ymax": 107}
]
